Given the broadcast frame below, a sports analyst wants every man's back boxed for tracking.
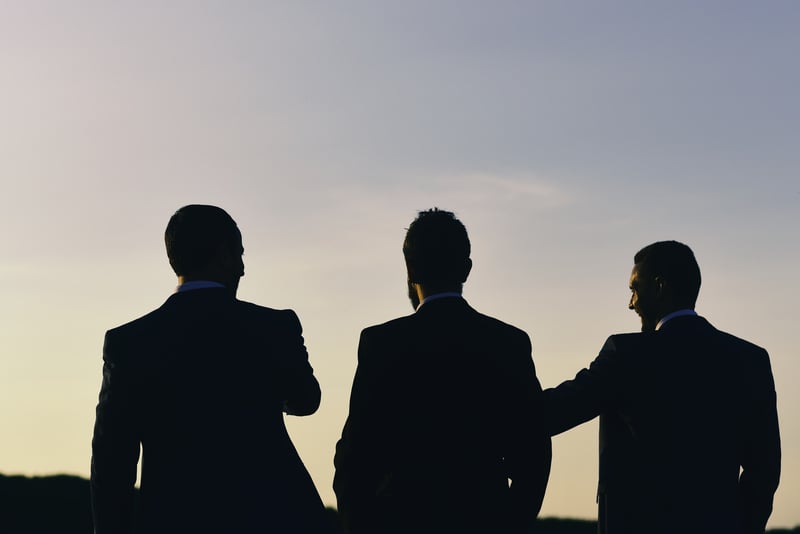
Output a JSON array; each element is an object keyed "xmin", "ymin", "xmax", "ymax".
[
  {"xmin": 334, "ymin": 297, "xmax": 550, "ymax": 534},
  {"xmin": 91, "ymin": 288, "xmax": 326, "ymax": 533},
  {"xmin": 547, "ymin": 315, "xmax": 780, "ymax": 534}
]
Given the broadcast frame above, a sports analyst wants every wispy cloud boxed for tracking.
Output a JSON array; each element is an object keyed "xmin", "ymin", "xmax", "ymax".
[{"xmin": 462, "ymin": 173, "xmax": 574, "ymax": 208}]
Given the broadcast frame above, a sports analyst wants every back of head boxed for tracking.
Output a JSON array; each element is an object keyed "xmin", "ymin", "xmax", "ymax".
[
  {"xmin": 165, "ymin": 205, "xmax": 241, "ymax": 277},
  {"xmin": 634, "ymin": 240, "xmax": 702, "ymax": 308},
  {"xmin": 403, "ymin": 208, "xmax": 471, "ymax": 287}
]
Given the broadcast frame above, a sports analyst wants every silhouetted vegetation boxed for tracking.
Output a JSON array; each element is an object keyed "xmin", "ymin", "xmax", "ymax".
[
  {"xmin": 0, "ymin": 473, "xmax": 795, "ymax": 533},
  {"xmin": 533, "ymin": 517, "xmax": 596, "ymax": 533},
  {"xmin": 0, "ymin": 474, "xmax": 92, "ymax": 534}
]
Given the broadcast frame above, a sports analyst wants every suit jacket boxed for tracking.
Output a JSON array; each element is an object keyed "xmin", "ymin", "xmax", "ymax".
[
  {"xmin": 333, "ymin": 297, "xmax": 551, "ymax": 534},
  {"xmin": 91, "ymin": 287, "xmax": 327, "ymax": 534},
  {"xmin": 544, "ymin": 315, "xmax": 781, "ymax": 534}
]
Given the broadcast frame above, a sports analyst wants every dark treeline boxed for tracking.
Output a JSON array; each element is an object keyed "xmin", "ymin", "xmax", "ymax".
[{"xmin": 0, "ymin": 474, "xmax": 796, "ymax": 534}]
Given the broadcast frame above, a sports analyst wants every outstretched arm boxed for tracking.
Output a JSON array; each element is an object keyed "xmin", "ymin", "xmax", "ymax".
[{"xmin": 543, "ymin": 335, "xmax": 625, "ymax": 436}]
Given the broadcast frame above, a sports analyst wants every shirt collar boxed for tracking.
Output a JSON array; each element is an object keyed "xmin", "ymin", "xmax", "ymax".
[
  {"xmin": 656, "ymin": 309, "xmax": 697, "ymax": 330},
  {"xmin": 175, "ymin": 280, "xmax": 227, "ymax": 293},
  {"xmin": 416, "ymin": 292, "xmax": 463, "ymax": 311}
]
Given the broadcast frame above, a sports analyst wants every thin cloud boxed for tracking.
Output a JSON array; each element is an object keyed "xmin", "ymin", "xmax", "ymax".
[{"xmin": 467, "ymin": 173, "xmax": 574, "ymax": 207}]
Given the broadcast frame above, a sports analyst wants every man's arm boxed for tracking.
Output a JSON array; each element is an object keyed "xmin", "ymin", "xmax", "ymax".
[
  {"xmin": 543, "ymin": 335, "xmax": 626, "ymax": 437},
  {"xmin": 739, "ymin": 347, "xmax": 781, "ymax": 534},
  {"xmin": 333, "ymin": 328, "xmax": 381, "ymax": 534},
  {"xmin": 90, "ymin": 331, "xmax": 140, "ymax": 534},
  {"xmin": 333, "ymin": 415, "xmax": 364, "ymax": 534},
  {"xmin": 275, "ymin": 310, "xmax": 321, "ymax": 416},
  {"xmin": 504, "ymin": 331, "xmax": 552, "ymax": 533}
]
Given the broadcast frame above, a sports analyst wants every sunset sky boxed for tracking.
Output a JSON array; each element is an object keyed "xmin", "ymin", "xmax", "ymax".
[{"xmin": 1, "ymin": 1, "xmax": 798, "ymax": 528}]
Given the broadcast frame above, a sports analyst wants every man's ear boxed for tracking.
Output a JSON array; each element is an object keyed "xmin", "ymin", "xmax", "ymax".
[
  {"xmin": 460, "ymin": 258, "xmax": 473, "ymax": 283},
  {"xmin": 654, "ymin": 276, "xmax": 666, "ymax": 297},
  {"xmin": 406, "ymin": 264, "xmax": 419, "ymax": 284},
  {"xmin": 217, "ymin": 243, "xmax": 243, "ymax": 276}
]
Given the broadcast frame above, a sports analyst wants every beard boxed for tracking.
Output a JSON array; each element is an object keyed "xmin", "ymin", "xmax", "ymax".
[
  {"xmin": 633, "ymin": 302, "xmax": 659, "ymax": 332},
  {"xmin": 639, "ymin": 314, "xmax": 657, "ymax": 332},
  {"xmin": 407, "ymin": 279, "xmax": 420, "ymax": 310}
]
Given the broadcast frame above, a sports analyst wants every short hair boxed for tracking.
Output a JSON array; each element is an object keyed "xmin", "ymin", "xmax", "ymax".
[
  {"xmin": 403, "ymin": 208, "xmax": 471, "ymax": 286},
  {"xmin": 634, "ymin": 240, "xmax": 701, "ymax": 307},
  {"xmin": 164, "ymin": 205, "xmax": 241, "ymax": 276}
]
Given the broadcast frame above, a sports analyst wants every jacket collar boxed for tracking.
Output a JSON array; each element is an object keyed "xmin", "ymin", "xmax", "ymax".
[
  {"xmin": 416, "ymin": 292, "xmax": 464, "ymax": 311},
  {"xmin": 165, "ymin": 286, "xmax": 235, "ymax": 305},
  {"xmin": 656, "ymin": 313, "xmax": 709, "ymax": 333}
]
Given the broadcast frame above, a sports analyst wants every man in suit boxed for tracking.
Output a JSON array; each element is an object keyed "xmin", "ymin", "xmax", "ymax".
[
  {"xmin": 333, "ymin": 208, "xmax": 551, "ymax": 534},
  {"xmin": 544, "ymin": 241, "xmax": 781, "ymax": 534},
  {"xmin": 91, "ymin": 205, "xmax": 328, "ymax": 534}
]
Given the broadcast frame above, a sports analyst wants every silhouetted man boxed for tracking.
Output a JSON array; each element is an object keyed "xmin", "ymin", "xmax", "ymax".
[
  {"xmin": 334, "ymin": 208, "xmax": 551, "ymax": 534},
  {"xmin": 544, "ymin": 241, "xmax": 781, "ymax": 534},
  {"xmin": 91, "ymin": 205, "xmax": 328, "ymax": 534}
]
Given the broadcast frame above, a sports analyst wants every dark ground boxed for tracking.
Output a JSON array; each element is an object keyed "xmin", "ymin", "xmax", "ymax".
[{"xmin": 0, "ymin": 474, "xmax": 795, "ymax": 534}]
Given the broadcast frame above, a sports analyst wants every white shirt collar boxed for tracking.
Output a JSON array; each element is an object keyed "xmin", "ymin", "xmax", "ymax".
[
  {"xmin": 416, "ymin": 292, "xmax": 463, "ymax": 311},
  {"xmin": 656, "ymin": 309, "xmax": 697, "ymax": 330},
  {"xmin": 175, "ymin": 280, "xmax": 226, "ymax": 293}
]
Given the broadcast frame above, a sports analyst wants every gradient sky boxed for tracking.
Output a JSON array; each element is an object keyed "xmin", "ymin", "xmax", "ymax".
[{"xmin": 1, "ymin": 1, "xmax": 798, "ymax": 528}]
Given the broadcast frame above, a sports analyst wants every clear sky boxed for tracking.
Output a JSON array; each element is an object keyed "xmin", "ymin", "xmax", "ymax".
[{"xmin": 1, "ymin": 1, "xmax": 798, "ymax": 528}]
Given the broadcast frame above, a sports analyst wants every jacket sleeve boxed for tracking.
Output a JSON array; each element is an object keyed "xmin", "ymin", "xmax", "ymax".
[
  {"xmin": 90, "ymin": 330, "xmax": 140, "ymax": 534},
  {"xmin": 738, "ymin": 347, "xmax": 781, "ymax": 534},
  {"xmin": 275, "ymin": 310, "xmax": 321, "ymax": 417},
  {"xmin": 543, "ymin": 335, "xmax": 626, "ymax": 437},
  {"xmin": 504, "ymin": 331, "xmax": 552, "ymax": 533},
  {"xmin": 333, "ymin": 328, "xmax": 381, "ymax": 534}
]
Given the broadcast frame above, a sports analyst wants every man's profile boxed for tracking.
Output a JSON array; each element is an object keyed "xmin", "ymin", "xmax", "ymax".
[
  {"xmin": 544, "ymin": 241, "xmax": 781, "ymax": 534},
  {"xmin": 90, "ymin": 205, "xmax": 327, "ymax": 533},
  {"xmin": 333, "ymin": 208, "xmax": 551, "ymax": 534}
]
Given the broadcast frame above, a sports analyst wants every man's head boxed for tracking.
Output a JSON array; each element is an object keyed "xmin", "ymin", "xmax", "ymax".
[
  {"xmin": 165, "ymin": 205, "xmax": 244, "ymax": 292},
  {"xmin": 629, "ymin": 240, "xmax": 701, "ymax": 331},
  {"xmin": 403, "ymin": 208, "xmax": 472, "ymax": 308}
]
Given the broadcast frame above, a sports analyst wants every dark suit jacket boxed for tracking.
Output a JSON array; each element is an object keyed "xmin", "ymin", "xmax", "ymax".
[
  {"xmin": 91, "ymin": 287, "xmax": 327, "ymax": 534},
  {"xmin": 544, "ymin": 315, "xmax": 781, "ymax": 534},
  {"xmin": 333, "ymin": 297, "xmax": 551, "ymax": 534}
]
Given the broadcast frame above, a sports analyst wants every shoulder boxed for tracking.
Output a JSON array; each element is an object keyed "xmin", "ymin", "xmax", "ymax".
[
  {"xmin": 471, "ymin": 308, "xmax": 529, "ymax": 338},
  {"xmin": 355, "ymin": 315, "xmax": 416, "ymax": 367},
  {"xmin": 709, "ymin": 325, "xmax": 767, "ymax": 352},
  {"xmin": 668, "ymin": 316, "xmax": 768, "ymax": 358},
  {"xmin": 604, "ymin": 331, "xmax": 649, "ymax": 346},
  {"xmin": 361, "ymin": 306, "xmax": 532, "ymax": 355},
  {"xmin": 234, "ymin": 299, "xmax": 297, "ymax": 319},
  {"xmin": 233, "ymin": 300, "xmax": 303, "ymax": 333},
  {"xmin": 105, "ymin": 303, "xmax": 169, "ymax": 341},
  {"xmin": 359, "ymin": 313, "xmax": 416, "ymax": 341},
  {"xmin": 453, "ymin": 308, "xmax": 532, "ymax": 356},
  {"xmin": 103, "ymin": 304, "xmax": 173, "ymax": 365},
  {"xmin": 706, "ymin": 325, "xmax": 771, "ymax": 368},
  {"xmin": 597, "ymin": 331, "xmax": 656, "ymax": 360}
]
